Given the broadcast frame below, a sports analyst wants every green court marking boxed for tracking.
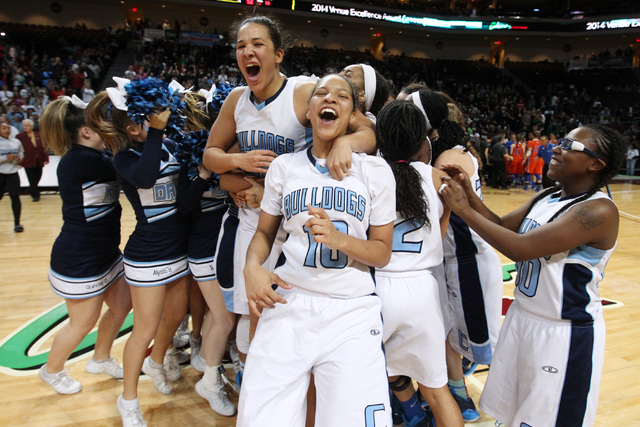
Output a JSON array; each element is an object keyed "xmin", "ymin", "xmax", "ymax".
[
  {"xmin": 0, "ymin": 304, "xmax": 133, "ymax": 371},
  {"xmin": 502, "ymin": 263, "xmax": 516, "ymax": 282}
]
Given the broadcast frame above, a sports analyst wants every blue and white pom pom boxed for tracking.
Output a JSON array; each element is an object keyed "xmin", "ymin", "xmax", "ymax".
[
  {"xmin": 125, "ymin": 77, "xmax": 186, "ymax": 140},
  {"xmin": 174, "ymin": 129, "xmax": 219, "ymax": 189}
]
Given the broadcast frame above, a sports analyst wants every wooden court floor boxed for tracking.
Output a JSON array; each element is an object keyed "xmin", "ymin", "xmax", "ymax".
[{"xmin": 0, "ymin": 182, "xmax": 638, "ymax": 426}]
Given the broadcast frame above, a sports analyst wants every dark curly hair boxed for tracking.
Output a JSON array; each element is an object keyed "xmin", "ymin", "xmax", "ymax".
[{"xmin": 376, "ymin": 100, "xmax": 430, "ymax": 229}]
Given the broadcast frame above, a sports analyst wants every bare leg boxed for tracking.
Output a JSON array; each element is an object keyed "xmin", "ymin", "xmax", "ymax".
[
  {"xmin": 189, "ymin": 277, "xmax": 206, "ymax": 340},
  {"xmin": 198, "ymin": 279, "xmax": 235, "ymax": 366},
  {"xmin": 149, "ymin": 276, "xmax": 189, "ymax": 365},
  {"xmin": 93, "ymin": 276, "xmax": 132, "ymax": 361},
  {"xmin": 305, "ymin": 375, "xmax": 317, "ymax": 427},
  {"xmin": 122, "ymin": 284, "xmax": 166, "ymax": 400},
  {"xmin": 445, "ymin": 340, "xmax": 464, "ymax": 382},
  {"xmin": 418, "ymin": 383, "xmax": 464, "ymax": 427},
  {"xmin": 46, "ymin": 296, "xmax": 104, "ymax": 373}
]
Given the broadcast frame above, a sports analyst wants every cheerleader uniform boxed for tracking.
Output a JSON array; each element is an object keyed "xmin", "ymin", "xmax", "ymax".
[
  {"xmin": 113, "ymin": 128, "xmax": 189, "ymax": 286},
  {"xmin": 177, "ymin": 169, "xmax": 228, "ymax": 281},
  {"xmin": 49, "ymin": 145, "xmax": 124, "ymax": 298}
]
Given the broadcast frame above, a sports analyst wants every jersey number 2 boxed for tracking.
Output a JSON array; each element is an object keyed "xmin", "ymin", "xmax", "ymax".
[{"xmin": 303, "ymin": 221, "xmax": 348, "ymax": 269}]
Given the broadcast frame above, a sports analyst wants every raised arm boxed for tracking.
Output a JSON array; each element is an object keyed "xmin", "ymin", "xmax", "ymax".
[{"xmin": 439, "ymin": 177, "xmax": 618, "ymax": 261}]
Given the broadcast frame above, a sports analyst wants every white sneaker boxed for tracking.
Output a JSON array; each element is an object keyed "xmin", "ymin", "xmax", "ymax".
[
  {"xmin": 172, "ymin": 315, "xmax": 190, "ymax": 348},
  {"xmin": 163, "ymin": 349, "xmax": 182, "ymax": 381},
  {"xmin": 141, "ymin": 357, "xmax": 172, "ymax": 395},
  {"xmin": 85, "ymin": 357, "xmax": 123, "ymax": 379},
  {"xmin": 117, "ymin": 394, "xmax": 147, "ymax": 427},
  {"xmin": 39, "ymin": 364, "xmax": 82, "ymax": 394},
  {"xmin": 195, "ymin": 376, "xmax": 236, "ymax": 417}
]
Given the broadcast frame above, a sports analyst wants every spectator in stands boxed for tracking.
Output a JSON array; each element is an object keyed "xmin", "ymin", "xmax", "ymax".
[
  {"xmin": 82, "ymin": 80, "xmax": 96, "ymax": 104},
  {"xmin": 17, "ymin": 118, "xmax": 48, "ymax": 201},
  {"xmin": 124, "ymin": 65, "xmax": 137, "ymax": 80},
  {"xmin": 626, "ymin": 142, "xmax": 639, "ymax": 176},
  {"xmin": 0, "ymin": 83, "xmax": 13, "ymax": 103}
]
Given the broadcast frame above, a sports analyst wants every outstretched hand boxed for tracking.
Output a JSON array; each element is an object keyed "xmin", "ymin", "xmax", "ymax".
[{"xmin": 244, "ymin": 266, "xmax": 292, "ymax": 318}]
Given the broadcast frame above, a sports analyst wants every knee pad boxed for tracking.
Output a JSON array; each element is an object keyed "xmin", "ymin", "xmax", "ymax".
[
  {"xmin": 236, "ymin": 314, "xmax": 250, "ymax": 354},
  {"xmin": 389, "ymin": 375, "xmax": 412, "ymax": 392}
]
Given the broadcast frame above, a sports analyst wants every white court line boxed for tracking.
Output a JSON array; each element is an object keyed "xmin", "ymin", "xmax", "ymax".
[
  {"xmin": 620, "ymin": 211, "xmax": 640, "ymax": 221},
  {"xmin": 467, "ymin": 372, "xmax": 485, "ymax": 392}
]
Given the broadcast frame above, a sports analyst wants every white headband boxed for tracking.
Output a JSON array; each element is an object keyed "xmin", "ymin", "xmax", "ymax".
[
  {"xmin": 409, "ymin": 91, "xmax": 433, "ymax": 162},
  {"xmin": 106, "ymin": 76, "xmax": 130, "ymax": 111},
  {"xmin": 63, "ymin": 94, "xmax": 87, "ymax": 109},
  {"xmin": 409, "ymin": 91, "xmax": 432, "ymax": 131},
  {"xmin": 359, "ymin": 63, "xmax": 376, "ymax": 112}
]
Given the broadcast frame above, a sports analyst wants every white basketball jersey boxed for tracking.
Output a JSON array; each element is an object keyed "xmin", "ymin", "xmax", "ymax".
[
  {"xmin": 378, "ymin": 161, "xmax": 444, "ymax": 273},
  {"xmin": 261, "ymin": 149, "xmax": 396, "ymax": 298},
  {"xmin": 443, "ymin": 147, "xmax": 493, "ymax": 258},
  {"xmin": 234, "ymin": 79, "xmax": 313, "ymax": 228},
  {"xmin": 514, "ymin": 190, "xmax": 615, "ymax": 322}
]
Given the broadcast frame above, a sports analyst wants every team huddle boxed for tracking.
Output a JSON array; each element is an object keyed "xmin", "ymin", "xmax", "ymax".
[{"xmin": 36, "ymin": 14, "xmax": 627, "ymax": 427}]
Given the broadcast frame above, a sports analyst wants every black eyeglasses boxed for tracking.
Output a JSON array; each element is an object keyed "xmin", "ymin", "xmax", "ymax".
[{"xmin": 559, "ymin": 137, "xmax": 603, "ymax": 161}]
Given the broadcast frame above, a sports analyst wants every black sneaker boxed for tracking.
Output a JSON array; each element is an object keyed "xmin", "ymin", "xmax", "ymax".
[
  {"xmin": 451, "ymin": 392, "xmax": 480, "ymax": 422},
  {"xmin": 14, "ymin": 224, "xmax": 24, "ymax": 232}
]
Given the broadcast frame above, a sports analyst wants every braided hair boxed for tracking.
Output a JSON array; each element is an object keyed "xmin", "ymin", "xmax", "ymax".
[
  {"xmin": 519, "ymin": 124, "xmax": 628, "ymax": 227},
  {"xmin": 369, "ymin": 69, "xmax": 390, "ymax": 117},
  {"xmin": 376, "ymin": 100, "xmax": 430, "ymax": 229}
]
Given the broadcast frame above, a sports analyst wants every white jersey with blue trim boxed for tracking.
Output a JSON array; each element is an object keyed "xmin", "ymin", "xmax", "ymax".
[
  {"xmin": 234, "ymin": 79, "xmax": 313, "ymax": 228},
  {"xmin": 443, "ymin": 146, "xmax": 493, "ymax": 258},
  {"xmin": 261, "ymin": 149, "xmax": 396, "ymax": 298},
  {"xmin": 514, "ymin": 190, "xmax": 615, "ymax": 322},
  {"xmin": 378, "ymin": 162, "xmax": 444, "ymax": 273}
]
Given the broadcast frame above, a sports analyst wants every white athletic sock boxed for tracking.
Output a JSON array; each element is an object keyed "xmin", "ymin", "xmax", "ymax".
[
  {"xmin": 148, "ymin": 358, "xmax": 163, "ymax": 369},
  {"xmin": 120, "ymin": 396, "xmax": 140, "ymax": 410},
  {"xmin": 41, "ymin": 365, "xmax": 61, "ymax": 379}
]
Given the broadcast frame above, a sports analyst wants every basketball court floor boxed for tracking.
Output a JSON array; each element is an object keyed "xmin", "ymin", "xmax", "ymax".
[{"xmin": 0, "ymin": 180, "xmax": 638, "ymax": 426}]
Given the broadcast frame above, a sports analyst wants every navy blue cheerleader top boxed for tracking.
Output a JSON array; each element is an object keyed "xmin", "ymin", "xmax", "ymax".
[
  {"xmin": 57, "ymin": 144, "xmax": 122, "ymax": 231},
  {"xmin": 113, "ymin": 127, "xmax": 187, "ymax": 233}
]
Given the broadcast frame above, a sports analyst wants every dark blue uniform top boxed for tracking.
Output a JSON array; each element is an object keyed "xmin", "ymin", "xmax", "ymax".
[
  {"xmin": 113, "ymin": 128, "xmax": 188, "ymax": 262},
  {"xmin": 50, "ymin": 144, "xmax": 122, "ymax": 277}
]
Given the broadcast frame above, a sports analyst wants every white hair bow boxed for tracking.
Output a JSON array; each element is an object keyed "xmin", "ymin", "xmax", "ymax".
[
  {"xmin": 106, "ymin": 76, "xmax": 130, "ymax": 111},
  {"xmin": 198, "ymin": 84, "xmax": 216, "ymax": 112},
  {"xmin": 169, "ymin": 80, "xmax": 193, "ymax": 94},
  {"xmin": 63, "ymin": 94, "xmax": 87, "ymax": 109}
]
